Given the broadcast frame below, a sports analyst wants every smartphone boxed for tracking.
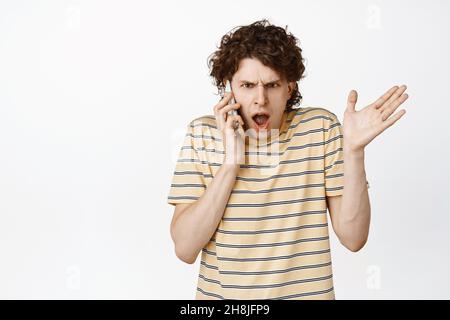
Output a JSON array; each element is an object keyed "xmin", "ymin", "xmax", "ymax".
[
  {"xmin": 225, "ymin": 81, "xmax": 237, "ymax": 108},
  {"xmin": 225, "ymin": 81, "xmax": 240, "ymax": 130}
]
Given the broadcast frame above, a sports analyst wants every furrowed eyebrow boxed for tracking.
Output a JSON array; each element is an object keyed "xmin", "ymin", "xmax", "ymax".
[{"xmin": 239, "ymin": 79, "xmax": 281, "ymax": 85}]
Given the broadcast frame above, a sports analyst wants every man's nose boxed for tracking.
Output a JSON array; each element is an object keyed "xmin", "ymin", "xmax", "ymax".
[{"xmin": 255, "ymin": 84, "xmax": 268, "ymax": 106}]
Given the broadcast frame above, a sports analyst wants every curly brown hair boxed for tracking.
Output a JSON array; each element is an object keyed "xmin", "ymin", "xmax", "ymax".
[{"xmin": 207, "ymin": 19, "xmax": 306, "ymax": 111}]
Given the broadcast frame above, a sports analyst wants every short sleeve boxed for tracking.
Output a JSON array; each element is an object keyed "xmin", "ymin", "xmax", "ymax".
[
  {"xmin": 324, "ymin": 113, "xmax": 344, "ymax": 197},
  {"xmin": 167, "ymin": 122, "xmax": 207, "ymax": 206}
]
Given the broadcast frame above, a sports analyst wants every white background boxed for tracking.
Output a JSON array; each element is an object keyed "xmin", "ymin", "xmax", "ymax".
[{"xmin": 0, "ymin": 0, "xmax": 449, "ymax": 299}]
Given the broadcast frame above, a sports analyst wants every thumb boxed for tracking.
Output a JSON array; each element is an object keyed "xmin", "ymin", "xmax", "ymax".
[{"xmin": 347, "ymin": 89, "xmax": 358, "ymax": 112}]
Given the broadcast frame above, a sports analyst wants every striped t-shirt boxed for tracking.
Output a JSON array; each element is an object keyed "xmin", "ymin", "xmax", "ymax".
[{"xmin": 167, "ymin": 106, "xmax": 344, "ymax": 300}]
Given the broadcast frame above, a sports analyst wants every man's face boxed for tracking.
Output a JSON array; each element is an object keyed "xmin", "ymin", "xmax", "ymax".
[{"xmin": 230, "ymin": 57, "xmax": 295, "ymax": 139}]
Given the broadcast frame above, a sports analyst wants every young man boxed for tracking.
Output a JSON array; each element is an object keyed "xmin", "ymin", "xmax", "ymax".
[{"xmin": 167, "ymin": 20, "xmax": 409, "ymax": 300}]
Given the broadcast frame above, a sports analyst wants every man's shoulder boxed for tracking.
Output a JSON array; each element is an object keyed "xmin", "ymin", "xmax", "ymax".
[
  {"xmin": 188, "ymin": 115, "xmax": 217, "ymax": 131},
  {"xmin": 294, "ymin": 106, "xmax": 340, "ymax": 123},
  {"xmin": 186, "ymin": 115, "xmax": 221, "ymax": 151}
]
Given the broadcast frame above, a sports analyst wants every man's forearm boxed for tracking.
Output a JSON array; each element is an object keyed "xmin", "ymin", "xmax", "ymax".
[
  {"xmin": 338, "ymin": 147, "xmax": 371, "ymax": 251},
  {"xmin": 172, "ymin": 164, "xmax": 239, "ymax": 263}
]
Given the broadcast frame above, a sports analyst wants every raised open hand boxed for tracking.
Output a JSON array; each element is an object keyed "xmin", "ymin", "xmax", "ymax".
[{"xmin": 343, "ymin": 85, "xmax": 409, "ymax": 152}]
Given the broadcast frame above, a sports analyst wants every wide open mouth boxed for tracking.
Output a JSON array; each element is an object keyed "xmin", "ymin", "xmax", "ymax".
[{"xmin": 251, "ymin": 113, "xmax": 270, "ymax": 131}]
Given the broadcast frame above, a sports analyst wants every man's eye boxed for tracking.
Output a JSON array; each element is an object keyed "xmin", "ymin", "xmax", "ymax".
[{"xmin": 241, "ymin": 83, "xmax": 279, "ymax": 88}]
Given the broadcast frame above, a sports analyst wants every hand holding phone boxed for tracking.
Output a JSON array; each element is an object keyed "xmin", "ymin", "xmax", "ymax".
[{"xmin": 214, "ymin": 81, "xmax": 245, "ymax": 166}]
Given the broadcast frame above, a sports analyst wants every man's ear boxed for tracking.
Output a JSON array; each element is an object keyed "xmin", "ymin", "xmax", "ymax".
[{"xmin": 288, "ymin": 82, "xmax": 296, "ymax": 97}]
